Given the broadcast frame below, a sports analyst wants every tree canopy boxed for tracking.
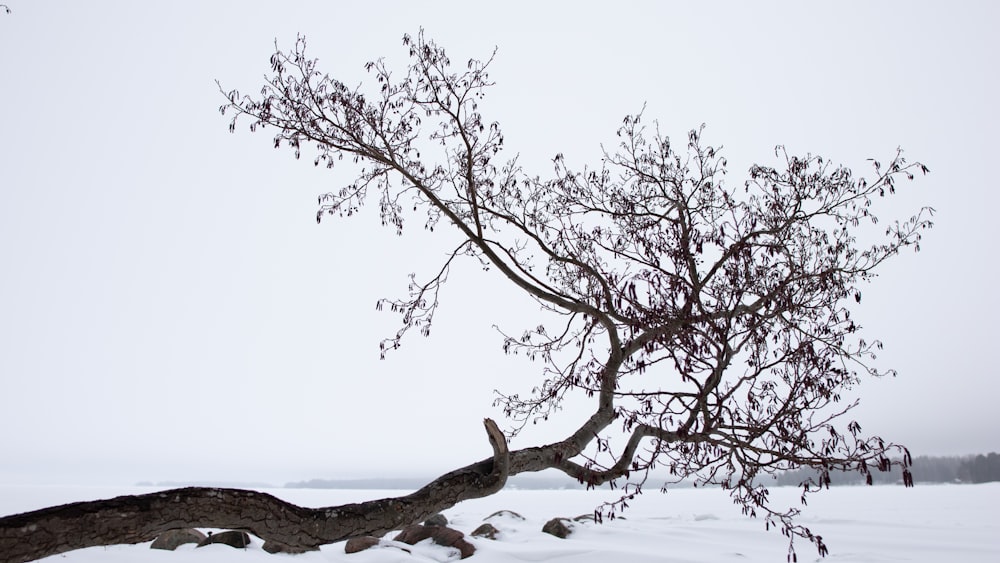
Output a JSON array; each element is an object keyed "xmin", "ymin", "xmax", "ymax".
[
  {"xmin": 217, "ymin": 30, "xmax": 932, "ymax": 556},
  {"xmin": 0, "ymin": 30, "xmax": 932, "ymax": 562}
]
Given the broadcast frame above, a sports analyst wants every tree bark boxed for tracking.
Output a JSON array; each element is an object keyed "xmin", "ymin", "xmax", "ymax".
[{"xmin": 0, "ymin": 419, "xmax": 511, "ymax": 563}]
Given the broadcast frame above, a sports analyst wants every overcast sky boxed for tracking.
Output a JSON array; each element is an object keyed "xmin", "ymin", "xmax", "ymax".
[{"xmin": 1, "ymin": 1, "xmax": 998, "ymax": 487}]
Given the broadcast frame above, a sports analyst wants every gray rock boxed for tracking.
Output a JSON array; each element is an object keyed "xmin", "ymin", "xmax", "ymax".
[
  {"xmin": 424, "ymin": 513, "xmax": 448, "ymax": 527},
  {"xmin": 485, "ymin": 509, "xmax": 525, "ymax": 521},
  {"xmin": 471, "ymin": 522, "xmax": 499, "ymax": 540},
  {"xmin": 150, "ymin": 528, "xmax": 206, "ymax": 550},
  {"xmin": 196, "ymin": 530, "xmax": 251, "ymax": 549},
  {"xmin": 542, "ymin": 518, "xmax": 573, "ymax": 539}
]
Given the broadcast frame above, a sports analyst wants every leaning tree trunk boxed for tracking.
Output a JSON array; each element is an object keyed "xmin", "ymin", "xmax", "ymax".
[{"xmin": 1, "ymin": 419, "xmax": 524, "ymax": 563}]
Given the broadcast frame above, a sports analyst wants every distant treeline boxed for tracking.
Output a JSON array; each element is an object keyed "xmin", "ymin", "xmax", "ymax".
[
  {"xmin": 284, "ymin": 474, "xmax": 587, "ymax": 491},
  {"xmin": 137, "ymin": 455, "xmax": 1000, "ymax": 491},
  {"xmin": 771, "ymin": 453, "xmax": 1000, "ymax": 486}
]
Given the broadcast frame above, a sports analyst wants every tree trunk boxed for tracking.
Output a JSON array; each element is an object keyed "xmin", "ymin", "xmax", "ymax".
[{"xmin": 0, "ymin": 419, "xmax": 515, "ymax": 563}]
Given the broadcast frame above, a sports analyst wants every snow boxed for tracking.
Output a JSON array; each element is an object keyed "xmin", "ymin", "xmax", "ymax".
[{"xmin": 2, "ymin": 483, "xmax": 998, "ymax": 562}]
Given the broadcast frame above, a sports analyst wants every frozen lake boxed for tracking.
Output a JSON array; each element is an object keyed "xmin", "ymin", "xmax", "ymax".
[{"xmin": 2, "ymin": 482, "xmax": 997, "ymax": 562}]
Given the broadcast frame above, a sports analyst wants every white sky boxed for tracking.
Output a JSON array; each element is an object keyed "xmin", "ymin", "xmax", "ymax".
[{"xmin": 1, "ymin": 1, "xmax": 997, "ymax": 487}]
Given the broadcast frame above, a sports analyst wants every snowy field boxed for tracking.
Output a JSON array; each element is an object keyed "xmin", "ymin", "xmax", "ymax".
[{"xmin": 2, "ymin": 483, "xmax": 997, "ymax": 562}]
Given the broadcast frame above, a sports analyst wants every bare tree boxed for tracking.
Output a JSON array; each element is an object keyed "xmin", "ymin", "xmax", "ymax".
[{"xmin": 0, "ymin": 31, "xmax": 931, "ymax": 562}]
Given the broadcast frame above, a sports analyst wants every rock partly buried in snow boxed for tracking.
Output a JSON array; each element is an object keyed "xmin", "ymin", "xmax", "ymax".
[
  {"xmin": 262, "ymin": 540, "xmax": 320, "ymax": 554},
  {"xmin": 471, "ymin": 522, "xmax": 499, "ymax": 540},
  {"xmin": 424, "ymin": 513, "xmax": 448, "ymax": 527},
  {"xmin": 344, "ymin": 536, "xmax": 381, "ymax": 554},
  {"xmin": 393, "ymin": 524, "xmax": 475, "ymax": 559},
  {"xmin": 485, "ymin": 509, "xmax": 525, "ymax": 521},
  {"xmin": 150, "ymin": 528, "xmax": 206, "ymax": 550},
  {"xmin": 196, "ymin": 530, "xmax": 251, "ymax": 549},
  {"xmin": 542, "ymin": 518, "xmax": 573, "ymax": 538},
  {"xmin": 392, "ymin": 524, "xmax": 434, "ymax": 545}
]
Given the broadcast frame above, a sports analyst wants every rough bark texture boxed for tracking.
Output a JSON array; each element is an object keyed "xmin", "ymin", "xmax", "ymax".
[{"xmin": 0, "ymin": 419, "xmax": 509, "ymax": 563}]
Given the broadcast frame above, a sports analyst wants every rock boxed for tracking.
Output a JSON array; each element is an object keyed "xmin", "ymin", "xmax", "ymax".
[
  {"xmin": 196, "ymin": 530, "xmax": 251, "ymax": 549},
  {"xmin": 447, "ymin": 537, "xmax": 476, "ymax": 559},
  {"xmin": 393, "ymin": 524, "xmax": 476, "ymax": 559},
  {"xmin": 424, "ymin": 513, "xmax": 448, "ymax": 527},
  {"xmin": 393, "ymin": 524, "xmax": 435, "ymax": 544},
  {"xmin": 430, "ymin": 527, "xmax": 472, "ymax": 558},
  {"xmin": 485, "ymin": 509, "xmax": 525, "ymax": 521},
  {"xmin": 150, "ymin": 528, "xmax": 206, "ymax": 550},
  {"xmin": 471, "ymin": 522, "xmax": 499, "ymax": 540},
  {"xmin": 262, "ymin": 540, "xmax": 320, "ymax": 554},
  {"xmin": 344, "ymin": 536, "xmax": 381, "ymax": 554},
  {"xmin": 542, "ymin": 518, "xmax": 573, "ymax": 539}
]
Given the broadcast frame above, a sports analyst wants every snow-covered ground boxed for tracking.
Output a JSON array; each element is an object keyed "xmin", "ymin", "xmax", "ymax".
[{"xmin": 2, "ymin": 483, "xmax": 997, "ymax": 562}]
